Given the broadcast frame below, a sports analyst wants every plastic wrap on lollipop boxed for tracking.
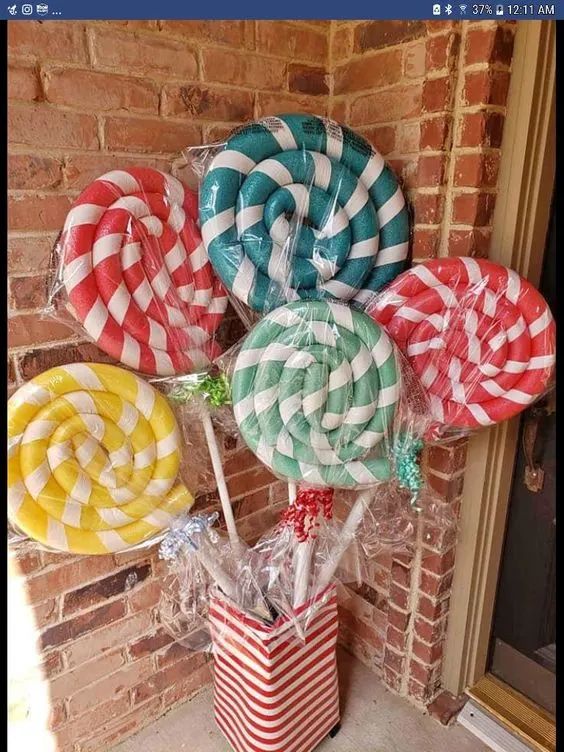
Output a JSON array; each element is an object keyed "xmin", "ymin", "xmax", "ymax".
[
  {"xmin": 7, "ymin": 363, "xmax": 196, "ymax": 555},
  {"xmin": 366, "ymin": 257, "xmax": 556, "ymax": 440},
  {"xmin": 183, "ymin": 113, "xmax": 410, "ymax": 332},
  {"xmin": 42, "ymin": 166, "xmax": 228, "ymax": 376}
]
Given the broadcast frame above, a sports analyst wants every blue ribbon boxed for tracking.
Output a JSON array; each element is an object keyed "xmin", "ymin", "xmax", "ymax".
[{"xmin": 159, "ymin": 512, "xmax": 219, "ymax": 560}]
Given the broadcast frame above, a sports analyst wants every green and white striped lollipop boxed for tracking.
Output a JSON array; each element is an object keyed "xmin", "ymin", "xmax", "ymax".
[{"xmin": 231, "ymin": 300, "xmax": 400, "ymax": 488}]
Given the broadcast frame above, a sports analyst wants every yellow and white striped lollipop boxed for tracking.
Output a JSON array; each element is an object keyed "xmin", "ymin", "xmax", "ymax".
[{"xmin": 8, "ymin": 363, "xmax": 193, "ymax": 554}]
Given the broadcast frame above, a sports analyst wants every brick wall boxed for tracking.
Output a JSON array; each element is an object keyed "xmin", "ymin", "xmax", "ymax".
[
  {"xmin": 329, "ymin": 19, "xmax": 515, "ymax": 705},
  {"xmin": 8, "ymin": 18, "xmax": 515, "ymax": 751},
  {"xmin": 7, "ymin": 19, "xmax": 330, "ymax": 752}
]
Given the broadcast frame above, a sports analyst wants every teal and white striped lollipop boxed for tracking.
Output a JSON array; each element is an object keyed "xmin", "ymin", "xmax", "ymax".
[
  {"xmin": 231, "ymin": 300, "xmax": 400, "ymax": 488},
  {"xmin": 200, "ymin": 114, "xmax": 409, "ymax": 313}
]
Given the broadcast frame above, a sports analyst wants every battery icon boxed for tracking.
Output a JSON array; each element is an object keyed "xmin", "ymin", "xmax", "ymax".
[{"xmin": 496, "ymin": 4, "xmax": 504, "ymax": 13}]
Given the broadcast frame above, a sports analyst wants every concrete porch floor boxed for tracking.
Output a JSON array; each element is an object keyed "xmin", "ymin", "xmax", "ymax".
[{"xmin": 112, "ymin": 650, "xmax": 488, "ymax": 752}]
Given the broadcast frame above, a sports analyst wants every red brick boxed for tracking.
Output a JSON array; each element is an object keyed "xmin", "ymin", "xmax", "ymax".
[
  {"xmin": 42, "ymin": 649, "xmax": 64, "ymax": 679},
  {"xmin": 26, "ymin": 556, "xmax": 119, "ymax": 604},
  {"xmin": 32, "ymin": 597, "xmax": 59, "ymax": 629},
  {"xmin": 8, "ymin": 154, "xmax": 63, "ymax": 190},
  {"xmin": 465, "ymin": 25, "xmax": 515, "ymax": 67},
  {"xmin": 412, "ymin": 636, "xmax": 444, "ymax": 664},
  {"xmin": 452, "ymin": 192, "xmax": 496, "ymax": 226},
  {"xmin": 104, "ymin": 116, "xmax": 201, "ymax": 154},
  {"xmin": 391, "ymin": 561, "xmax": 411, "ymax": 588},
  {"xmin": 383, "ymin": 647, "xmax": 405, "ymax": 675},
  {"xmin": 418, "ymin": 594, "xmax": 450, "ymax": 621},
  {"xmin": 44, "ymin": 68, "xmax": 158, "ymax": 113},
  {"xmin": 383, "ymin": 665, "xmax": 403, "ymax": 693},
  {"xmin": 419, "ymin": 570, "xmax": 454, "ymax": 599},
  {"xmin": 412, "ymin": 228, "xmax": 439, "ymax": 258},
  {"xmin": 458, "ymin": 111, "xmax": 505, "ymax": 148},
  {"xmin": 8, "ymin": 64, "xmax": 42, "ymax": 101},
  {"xmin": 162, "ymin": 663, "xmax": 211, "ymax": 707},
  {"xmin": 386, "ymin": 624, "xmax": 407, "ymax": 651},
  {"xmin": 426, "ymin": 441, "xmax": 468, "ymax": 474},
  {"xmin": 360, "ymin": 126, "xmax": 396, "ymax": 155},
  {"xmin": 17, "ymin": 342, "xmax": 115, "ymax": 382},
  {"xmin": 426, "ymin": 20, "xmax": 456, "ymax": 33},
  {"xmin": 404, "ymin": 41, "xmax": 426, "ymax": 79},
  {"xmin": 51, "ymin": 650, "xmax": 125, "ymax": 698},
  {"xmin": 9, "ymin": 275, "xmax": 48, "ymax": 311},
  {"xmin": 161, "ymin": 20, "xmax": 251, "ymax": 48},
  {"xmin": 132, "ymin": 653, "xmax": 205, "ymax": 704},
  {"xmin": 65, "ymin": 611, "xmax": 152, "ymax": 667},
  {"xmin": 52, "ymin": 695, "xmax": 131, "ymax": 748},
  {"xmin": 155, "ymin": 641, "xmax": 208, "ymax": 669},
  {"xmin": 329, "ymin": 99, "xmax": 348, "ymax": 123},
  {"xmin": 129, "ymin": 630, "xmax": 173, "ymax": 660},
  {"xmin": 48, "ymin": 700, "xmax": 66, "ymax": 731},
  {"xmin": 333, "ymin": 49, "xmax": 402, "ymax": 94},
  {"xmin": 422, "ymin": 548, "xmax": 456, "ymax": 576},
  {"xmin": 426, "ymin": 470, "xmax": 465, "ymax": 499},
  {"xmin": 420, "ymin": 115, "xmax": 451, "ymax": 150},
  {"xmin": 463, "ymin": 69, "xmax": 510, "ymax": 107},
  {"xmin": 76, "ymin": 697, "xmax": 163, "ymax": 751},
  {"xmin": 422, "ymin": 77, "xmax": 451, "ymax": 113},
  {"xmin": 422, "ymin": 520, "xmax": 457, "ymax": 551},
  {"xmin": 410, "ymin": 658, "xmax": 442, "ymax": 686},
  {"xmin": 332, "ymin": 25, "xmax": 353, "ymax": 61},
  {"xmin": 233, "ymin": 487, "xmax": 270, "ymax": 518},
  {"xmin": 41, "ymin": 600, "xmax": 127, "ymax": 650},
  {"xmin": 427, "ymin": 690, "xmax": 468, "ymax": 725},
  {"xmin": 8, "ymin": 21, "xmax": 88, "ymax": 64},
  {"xmin": 8, "ymin": 315, "xmax": 75, "ymax": 349},
  {"xmin": 9, "ymin": 194, "xmax": 72, "ymax": 233},
  {"xmin": 63, "ymin": 563, "xmax": 151, "ymax": 616},
  {"xmin": 288, "ymin": 64, "xmax": 329, "ymax": 95},
  {"xmin": 412, "ymin": 193, "xmax": 444, "ymax": 225},
  {"xmin": 227, "ymin": 466, "xmax": 277, "ymax": 499},
  {"xmin": 9, "ymin": 103, "xmax": 99, "ymax": 149},
  {"xmin": 388, "ymin": 606, "xmax": 411, "ymax": 632},
  {"xmin": 10, "ymin": 546, "xmax": 42, "ymax": 575},
  {"xmin": 417, "ymin": 154, "xmax": 446, "ymax": 186},
  {"xmin": 68, "ymin": 657, "xmax": 154, "ymax": 716},
  {"xmin": 162, "ymin": 84, "xmax": 254, "ymax": 121},
  {"xmin": 354, "ymin": 20, "xmax": 425, "ymax": 52},
  {"xmin": 350, "ymin": 85, "xmax": 421, "ymax": 126},
  {"xmin": 389, "ymin": 583, "xmax": 410, "ymax": 610},
  {"xmin": 128, "ymin": 579, "xmax": 161, "ymax": 612},
  {"xmin": 448, "ymin": 228, "xmax": 492, "ymax": 258},
  {"xmin": 7, "ymin": 236, "xmax": 54, "ymax": 274},
  {"xmin": 414, "ymin": 615, "xmax": 449, "ymax": 644},
  {"xmin": 397, "ymin": 122, "xmax": 420, "ymax": 154},
  {"xmin": 255, "ymin": 22, "xmax": 328, "ymax": 62},
  {"xmin": 202, "ymin": 47, "xmax": 284, "ymax": 89},
  {"xmin": 91, "ymin": 29, "xmax": 198, "ymax": 78},
  {"xmin": 453, "ymin": 152, "xmax": 500, "ymax": 188}
]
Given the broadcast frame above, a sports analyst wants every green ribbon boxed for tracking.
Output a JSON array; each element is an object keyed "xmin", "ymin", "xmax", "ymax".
[
  {"xmin": 168, "ymin": 373, "xmax": 232, "ymax": 408},
  {"xmin": 393, "ymin": 435, "xmax": 424, "ymax": 506}
]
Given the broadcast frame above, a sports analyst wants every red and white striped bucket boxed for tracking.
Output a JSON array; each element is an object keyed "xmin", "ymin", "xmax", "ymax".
[{"xmin": 209, "ymin": 585, "xmax": 340, "ymax": 752}]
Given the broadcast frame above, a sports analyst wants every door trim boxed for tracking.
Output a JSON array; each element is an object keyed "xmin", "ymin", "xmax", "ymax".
[{"xmin": 441, "ymin": 20, "xmax": 556, "ymax": 695}]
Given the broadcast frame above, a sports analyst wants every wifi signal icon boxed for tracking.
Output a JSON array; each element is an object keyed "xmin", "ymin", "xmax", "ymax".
[{"xmin": 459, "ymin": 3, "xmax": 467, "ymax": 11}]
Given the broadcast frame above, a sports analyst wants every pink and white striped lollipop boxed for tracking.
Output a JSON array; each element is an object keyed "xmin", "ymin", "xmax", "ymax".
[
  {"xmin": 61, "ymin": 167, "xmax": 227, "ymax": 375},
  {"xmin": 369, "ymin": 257, "xmax": 555, "ymax": 432}
]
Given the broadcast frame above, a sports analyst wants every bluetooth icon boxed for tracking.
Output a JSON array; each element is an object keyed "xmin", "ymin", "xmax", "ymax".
[{"xmin": 445, "ymin": 3, "xmax": 453, "ymax": 13}]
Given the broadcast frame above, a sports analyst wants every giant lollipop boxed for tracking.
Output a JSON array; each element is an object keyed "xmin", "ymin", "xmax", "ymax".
[
  {"xmin": 200, "ymin": 114, "xmax": 409, "ymax": 312},
  {"xmin": 8, "ymin": 363, "xmax": 193, "ymax": 554},
  {"xmin": 231, "ymin": 300, "xmax": 400, "ymax": 488},
  {"xmin": 61, "ymin": 167, "xmax": 228, "ymax": 376},
  {"xmin": 369, "ymin": 257, "xmax": 556, "ymax": 432}
]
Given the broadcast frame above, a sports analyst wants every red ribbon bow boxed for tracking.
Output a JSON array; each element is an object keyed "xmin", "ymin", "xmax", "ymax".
[{"xmin": 281, "ymin": 488, "xmax": 334, "ymax": 542}]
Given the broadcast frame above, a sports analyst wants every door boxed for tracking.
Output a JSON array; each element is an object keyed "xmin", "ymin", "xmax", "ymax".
[{"xmin": 487, "ymin": 206, "xmax": 556, "ymax": 714}]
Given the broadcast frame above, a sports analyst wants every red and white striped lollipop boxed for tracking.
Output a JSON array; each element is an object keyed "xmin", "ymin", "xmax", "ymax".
[
  {"xmin": 61, "ymin": 167, "xmax": 227, "ymax": 375},
  {"xmin": 369, "ymin": 257, "xmax": 555, "ymax": 432}
]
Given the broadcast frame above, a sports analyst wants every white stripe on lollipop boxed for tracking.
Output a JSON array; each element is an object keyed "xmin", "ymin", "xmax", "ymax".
[
  {"xmin": 359, "ymin": 153, "xmax": 385, "ymax": 190},
  {"xmin": 373, "ymin": 241, "xmax": 409, "ymax": 268},
  {"xmin": 310, "ymin": 152, "xmax": 332, "ymax": 191},
  {"xmin": 529, "ymin": 309, "xmax": 553, "ymax": 337},
  {"xmin": 236, "ymin": 205, "xmax": 264, "ymax": 235},
  {"xmin": 120, "ymin": 334, "xmax": 141, "ymax": 371},
  {"xmin": 107, "ymin": 282, "xmax": 130, "ymax": 325},
  {"xmin": 103, "ymin": 170, "xmax": 142, "ymax": 195},
  {"xmin": 47, "ymin": 518, "xmax": 68, "ymax": 551},
  {"xmin": 377, "ymin": 187, "xmax": 405, "ymax": 228},
  {"xmin": 62, "ymin": 255, "xmax": 93, "ymax": 293},
  {"xmin": 63, "ymin": 203, "xmax": 105, "ymax": 232},
  {"xmin": 65, "ymin": 363, "xmax": 104, "ymax": 390},
  {"xmin": 211, "ymin": 149, "xmax": 257, "ymax": 175},
  {"xmin": 83, "ymin": 297, "xmax": 110, "ymax": 341},
  {"xmin": 232, "ymin": 256, "xmax": 257, "ymax": 305},
  {"xmin": 261, "ymin": 117, "xmax": 298, "ymax": 151},
  {"xmin": 62, "ymin": 501, "xmax": 82, "ymax": 527},
  {"xmin": 201, "ymin": 207, "xmax": 236, "ymax": 246}
]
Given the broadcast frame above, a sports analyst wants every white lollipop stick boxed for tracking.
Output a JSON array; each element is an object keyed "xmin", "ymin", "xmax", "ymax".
[
  {"xmin": 288, "ymin": 482, "xmax": 315, "ymax": 609},
  {"xmin": 195, "ymin": 542, "xmax": 238, "ymax": 600},
  {"xmin": 317, "ymin": 489, "xmax": 374, "ymax": 592},
  {"xmin": 200, "ymin": 407, "xmax": 243, "ymax": 558}
]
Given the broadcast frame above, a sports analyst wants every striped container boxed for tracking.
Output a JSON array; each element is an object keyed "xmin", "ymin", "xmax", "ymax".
[{"xmin": 209, "ymin": 585, "xmax": 340, "ymax": 752}]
